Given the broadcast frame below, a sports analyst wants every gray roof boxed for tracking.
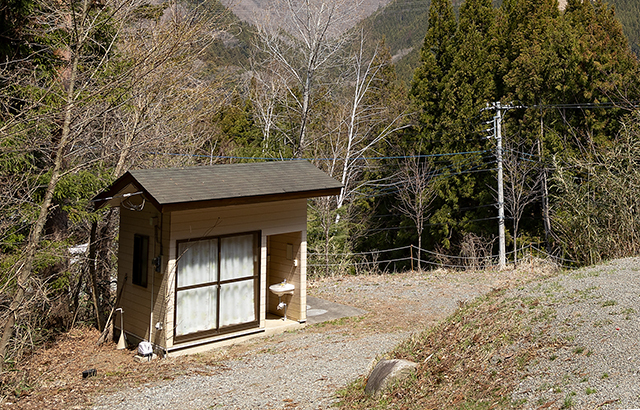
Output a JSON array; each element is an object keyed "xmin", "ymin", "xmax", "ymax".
[{"xmin": 94, "ymin": 161, "xmax": 342, "ymax": 211}]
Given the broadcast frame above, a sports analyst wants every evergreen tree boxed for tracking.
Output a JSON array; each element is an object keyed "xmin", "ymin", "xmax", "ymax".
[
  {"xmin": 409, "ymin": 0, "xmax": 639, "ymax": 256},
  {"xmin": 411, "ymin": 0, "xmax": 498, "ymax": 248},
  {"xmin": 411, "ymin": 0, "xmax": 456, "ymax": 128}
]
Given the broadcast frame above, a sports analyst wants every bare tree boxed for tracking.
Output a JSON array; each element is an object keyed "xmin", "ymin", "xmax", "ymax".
[
  {"xmin": 254, "ymin": 0, "xmax": 362, "ymax": 157},
  {"xmin": 502, "ymin": 140, "xmax": 542, "ymax": 266},
  {"xmin": 552, "ymin": 115, "xmax": 640, "ymax": 265},
  {"xmin": 394, "ymin": 156, "xmax": 438, "ymax": 271},
  {"xmin": 0, "ymin": 0, "xmax": 230, "ymax": 367},
  {"xmin": 247, "ymin": 60, "xmax": 287, "ymax": 152},
  {"xmin": 331, "ymin": 33, "xmax": 409, "ymax": 224}
]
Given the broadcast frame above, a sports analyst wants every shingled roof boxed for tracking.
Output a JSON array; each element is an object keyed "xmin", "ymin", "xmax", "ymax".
[{"xmin": 93, "ymin": 161, "xmax": 342, "ymax": 212}]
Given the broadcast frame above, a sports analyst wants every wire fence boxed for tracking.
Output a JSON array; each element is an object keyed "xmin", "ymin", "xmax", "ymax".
[{"xmin": 307, "ymin": 243, "xmax": 576, "ymax": 276}]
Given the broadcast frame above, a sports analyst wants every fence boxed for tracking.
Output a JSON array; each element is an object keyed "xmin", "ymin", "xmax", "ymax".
[{"xmin": 307, "ymin": 243, "xmax": 576, "ymax": 276}]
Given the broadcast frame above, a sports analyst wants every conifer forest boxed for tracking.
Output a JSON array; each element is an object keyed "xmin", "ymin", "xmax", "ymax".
[{"xmin": 1, "ymin": 0, "xmax": 639, "ymax": 372}]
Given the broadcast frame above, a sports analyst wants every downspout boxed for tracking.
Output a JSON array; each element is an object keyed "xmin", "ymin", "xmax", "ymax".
[
  {"xmin": 149, "ymin": 261, "xmax": 154, "ymax": 343},
  {"xmin": 160, "ymin": 212, "xmax": 167, "ymax": 356},
  {"xmin": 150, "ymin": 239, "xmax": 154, "ymax": 344},
  {"xmin": 149, "ymin": 214, "xmax": 160, "ymax": 343},
  {"xmin": 158, "ymin": 213, "xmax": 166, "ymax": 355}
]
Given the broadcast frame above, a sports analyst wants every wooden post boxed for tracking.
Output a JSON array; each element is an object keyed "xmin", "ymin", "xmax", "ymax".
[{"xmin": 410, "ymin": 245, "xmax": 414, "ymax": 272}]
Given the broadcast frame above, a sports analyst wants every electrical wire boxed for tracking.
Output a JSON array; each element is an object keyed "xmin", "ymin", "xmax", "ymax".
[{"xmin": 143, "ymin": 149, "xmax": 493, "ymax": 162}]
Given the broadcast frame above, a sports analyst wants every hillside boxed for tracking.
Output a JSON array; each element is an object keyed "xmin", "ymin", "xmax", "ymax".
[
  {"xmin": 611, "ymin": 0, "xmax": 640, "ymax": 54},
  {"xmin": 359, "ymin": 0, "xmax": 639, "ymax": 85},
  {"xmin": 210, "ymin": 0, "xmax": 639, "ymax": 85},
  {"xmin": 206, "ymin": 0, "xmax": 395, "ymax": 70},
  {"xmin": 219, "ymin": 0, "xmax": 392, "ymax": 29},
  {"xmin": 339, "ymin": 258, "xmax": 640, "ymax": 408}
]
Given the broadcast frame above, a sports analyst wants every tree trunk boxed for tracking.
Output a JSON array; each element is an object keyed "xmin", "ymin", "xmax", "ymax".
[
  {"xmin": 538, "ymin": 139, "xmax": 552, "ymax": 252},
  {"xmin": 88, "ymin": 221, "xmax": 104, "ymax": 330},
  {"xmin": 0, "ymin": 0, "xmax": 87, "ymax": 370},
  {"xmin": 417, "ymin": 230, "xmax": 422, "ymax": 271},
  {"xmin": 297, "ymin": 70, "xmax": 312, "ymax": 158},
  {"xmin": 0, "ymin": 57, "xmax": 79, "ymax": 370}
]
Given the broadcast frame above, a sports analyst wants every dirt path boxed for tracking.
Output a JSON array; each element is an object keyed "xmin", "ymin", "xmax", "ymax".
[{"xmin": 4, "ymin": 267, "xmax": 542, "ymax": 409}]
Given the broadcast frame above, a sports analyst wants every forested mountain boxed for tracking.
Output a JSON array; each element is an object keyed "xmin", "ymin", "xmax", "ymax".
[
  {"xmin": 1, "ymin": 0, "xmax": 639, "ymax": 386},
  {"xmin": 359, "ymin": 0, "xmax": 640, "ymax": 84},
  {"xmin": 197, "ymin": 0, "xmax": 640, "ymax": 83},
  {"xmin": 219, "ymin": 0, "xmax": 392, "ymax": 29},
  {"xmin": 611, "ymin": 0, "xmax": 640, "ymax": 54}
]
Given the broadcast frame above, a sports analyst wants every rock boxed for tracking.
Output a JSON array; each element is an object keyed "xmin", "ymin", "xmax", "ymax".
[
  {"xmin": 364, "ymin": 359, "xmax": 418, "ymax": 396},
  {"xmin": 82, "ymin": 368, "xmax": 97, "ymax": 378}
]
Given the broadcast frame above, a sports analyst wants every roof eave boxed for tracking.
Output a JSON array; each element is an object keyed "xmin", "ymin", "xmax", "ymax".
[
  {"xmin": 92, "ymin": 172, "xmax": 162, "ymax": 211},
  {"xmin": 159, "ymin": 187, "xmax": 342, "ymax": 213}
]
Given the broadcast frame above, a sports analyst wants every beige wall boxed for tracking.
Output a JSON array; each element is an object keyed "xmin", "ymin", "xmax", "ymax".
[
  {"xmin": 117, "ymin": 198, "xmax": 168, "ymax": 348},
  {"xmin": 164, "ymin": 199, "xmax": 308, "ymax": 350},
  {"xmin": 267, "ymin": 232, "xmax": 305, "ymax": 322}
]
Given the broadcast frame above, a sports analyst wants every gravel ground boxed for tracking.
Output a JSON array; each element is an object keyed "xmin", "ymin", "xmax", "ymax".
[
  {"xmin": 92, "ymin": 269, "xmax": 508, "ymax": 410},
  {"xmin": 93, "ymin": 331, "xmax": 406, "ymax": 409},
  {"xmin": 90, "ymin": 259, "xmax": 640, "ymax": 410},
  {"xmin": 511, "ymin": 258, "xmax": 640, "ymax": 409}
]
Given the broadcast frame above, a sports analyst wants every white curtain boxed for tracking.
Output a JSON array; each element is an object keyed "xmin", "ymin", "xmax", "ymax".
[
  {"xmin": 177, "ymin": 239, "xmax": 218, "ymax": 287},
  {"xmin": 175, "ymin": 234, "xmax": 256, "ymax": 336},
  {"xmin": 219, "ymin": 279, "xmax": 255, "ymax": 326},
  {"xmin": 175, "ymin": 286, "xmax": 217, "ymax": 336},
  {"xmin": 220, "ymin": 235, "xmax": 254, "ymax": 280},
  {"xmin": 175, "ymin": 239, "xmax": 218, "ymax": 336},
  {"xmin": 220, "ymin": 235, "xmax": 255, "ymax": 326}
]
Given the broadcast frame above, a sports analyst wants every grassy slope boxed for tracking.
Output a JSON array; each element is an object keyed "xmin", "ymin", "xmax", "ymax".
[
  {"xmin": 337, "ymin": 258, "xmax": 640, "ymax": 409},
  {"xmin": 338, "ymin": 286, "xmax": 559, "ymax": 409}
]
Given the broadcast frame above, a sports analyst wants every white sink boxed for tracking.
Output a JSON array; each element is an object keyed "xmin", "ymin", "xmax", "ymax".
[{"xmin": 269, "ymin": 282, "xmax": 295, "ymax": 297}]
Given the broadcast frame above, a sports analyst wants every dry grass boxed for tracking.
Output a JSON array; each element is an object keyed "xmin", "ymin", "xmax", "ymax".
[
  {"xmin": 337, "ymin": 260, "xmax": 562, "ymax": 409},
  {"xmin": 0, "ymin": 257, "xmax": 559, "ymax": 409},
  {"xmin": 0, "ymin": 327, "xmax": 234, "ymax": 409}
]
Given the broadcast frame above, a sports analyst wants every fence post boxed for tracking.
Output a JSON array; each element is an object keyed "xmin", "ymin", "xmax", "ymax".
[{"xmin": 410, "ymin": 245, "xmax": 414, "ymax": 272}]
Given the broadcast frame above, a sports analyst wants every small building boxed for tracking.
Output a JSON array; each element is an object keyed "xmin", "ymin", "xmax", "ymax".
[{"xmin": 93, "ymin": 161, "xmax": 341, "ymax": 356}]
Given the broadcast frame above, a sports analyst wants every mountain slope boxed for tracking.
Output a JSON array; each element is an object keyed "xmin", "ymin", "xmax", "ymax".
[
  {"xmin": 362, "ymin": 0, "xmax": 639, "ymax": 85},
  {"xmin": 219, "ymin": 0, "xmax": 393, "ymax": 28}
]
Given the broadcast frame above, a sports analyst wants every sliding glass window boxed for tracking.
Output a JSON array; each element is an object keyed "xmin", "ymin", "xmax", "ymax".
[{"xmin": 175, "ymin": 232, "xmax": 259, "ymax": 341}]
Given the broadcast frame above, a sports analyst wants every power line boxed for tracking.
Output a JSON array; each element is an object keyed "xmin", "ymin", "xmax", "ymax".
[
  {"xmin": 365, "ymin": 216, "xmax": 500, "ymax": 233},
  {"xmin": 145, "ymin": 149, "xmax": 492, "ymax": 162}
]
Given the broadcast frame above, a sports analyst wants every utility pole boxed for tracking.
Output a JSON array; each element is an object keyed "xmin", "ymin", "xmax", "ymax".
[
  {"xmin": 486, "ymin": 101, "xmax": 525, "ymax": 269},
  {"xmin": 494, "ymin": 102, "xmax": 506, "ymax": 270},
  {"xmin": 484, "ymin": 101, "xmax": 515, "ymax": 269}
]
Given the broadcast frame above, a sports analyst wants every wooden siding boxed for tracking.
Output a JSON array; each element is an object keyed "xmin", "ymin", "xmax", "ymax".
[
  {"xmin": 164, "ymin": 199, "xmax": 308, "ymax": 349},
  {"xmin": 117, "ymin": 201, "xmax": 165, "ymax": 345}
]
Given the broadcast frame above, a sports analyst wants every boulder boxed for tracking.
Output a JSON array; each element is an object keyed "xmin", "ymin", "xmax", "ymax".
[{"xmin": 364, "ymin": 359, "xmax": 418, "ymax": 396}]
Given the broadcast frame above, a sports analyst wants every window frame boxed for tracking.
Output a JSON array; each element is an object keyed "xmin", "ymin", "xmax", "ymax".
[
  {"xmin": 174, "ymin": 231, "xmax": 260, "ymax": 343},
  {"xmin": 132, "ymin": 234, "xmax": 149, "ymax": 288}
]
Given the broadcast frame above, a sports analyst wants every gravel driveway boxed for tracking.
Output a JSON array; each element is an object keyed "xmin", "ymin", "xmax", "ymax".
[
  {"xmin": 91, "ymin": 259, "xmax": 640, "ymax": 410},
  {"xmin": 511, "ymin": 257, "xmax": 640, "ymax": 409},
  {"xmin": 92, "ymin": 269, "xmax": 511, "ymax": 409}
]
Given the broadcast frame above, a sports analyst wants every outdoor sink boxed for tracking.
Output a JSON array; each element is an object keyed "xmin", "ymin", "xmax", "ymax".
[{"xmin": 269, "ymin": 282, "xmax": 295, "ymax": 297}]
